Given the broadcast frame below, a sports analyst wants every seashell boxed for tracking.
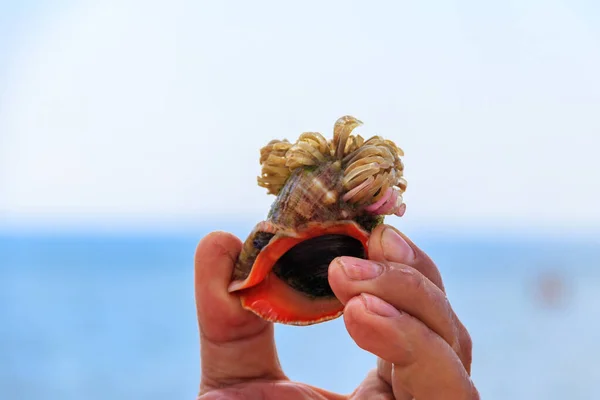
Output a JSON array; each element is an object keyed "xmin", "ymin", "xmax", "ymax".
[{"xmin": 228, "ymin": 116, "xmax": 407, "ymax": 325}]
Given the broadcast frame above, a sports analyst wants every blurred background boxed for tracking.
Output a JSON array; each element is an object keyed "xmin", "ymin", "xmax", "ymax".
[{"xmin": 1, "ymin": 1, "xmax": 599, "ymax": 399}]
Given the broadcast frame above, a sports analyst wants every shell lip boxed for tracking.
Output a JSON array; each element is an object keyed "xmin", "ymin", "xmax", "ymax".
[
  {"xmin": 238, "ymin": 276, "xmax": 345, "ymax": 325},
  {"xmin": 228, "ymin": 220, "xmax": 371, "ymax": 325}
]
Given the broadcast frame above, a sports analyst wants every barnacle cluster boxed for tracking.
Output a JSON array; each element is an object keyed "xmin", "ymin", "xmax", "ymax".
[
  {"xmin": 256, "ymin": 116, "xmax": 407, "ymax": 215},
  {"xmin": 256, "ymin": 139, "xmax": 292, "ymax": 195}
]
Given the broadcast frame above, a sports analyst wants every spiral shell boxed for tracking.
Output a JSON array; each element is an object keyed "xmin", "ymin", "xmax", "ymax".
[{"xmin": 235, "ymin": 116, "xmax": 408, "ymax": 327}]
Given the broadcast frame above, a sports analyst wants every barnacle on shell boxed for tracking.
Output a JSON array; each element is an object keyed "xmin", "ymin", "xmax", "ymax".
[
  {"xmin": 339, "ymin": 129, "xmax": 406, "ymax": 216},
  {"xmin": 332, "ymin": 115, "xmax": 364, "ymax": 159},
  {"xmin": 257, "ymin": 139, "xmax": 293, "ymax": 195},
  {"xmin": 342, "ymin": 140, "xmax": 405, "ymax": 200},
  {"xmin": 285, "ymin": 132, "xmax": 330, "ymax": 169}
]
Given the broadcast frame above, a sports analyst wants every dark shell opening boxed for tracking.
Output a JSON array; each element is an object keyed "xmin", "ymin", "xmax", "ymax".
[{"xmin": 272, "ymin": 234, "xmax": 366, "ymax": 298}]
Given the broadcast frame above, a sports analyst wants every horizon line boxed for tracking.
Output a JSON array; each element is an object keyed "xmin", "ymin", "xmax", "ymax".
[{"xmin": 1, "ymin": 217, "xmax": 598, "ymax": 244}]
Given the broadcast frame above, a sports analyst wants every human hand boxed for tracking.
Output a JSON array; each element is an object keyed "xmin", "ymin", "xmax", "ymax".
[{"xmin": 194, "ymin": 225, "xmax": 479, "ymax": 399}]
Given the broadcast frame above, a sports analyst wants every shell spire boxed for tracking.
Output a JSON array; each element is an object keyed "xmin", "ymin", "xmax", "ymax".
[{"xmin": 256, "ymin": 115, "xmax": 407, "ymax": 217}]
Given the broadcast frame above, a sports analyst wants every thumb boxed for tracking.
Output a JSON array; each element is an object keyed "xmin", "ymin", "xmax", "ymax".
[{"xmin": 194, "ymin": 231, "xmax": 286, "ymax": 394}]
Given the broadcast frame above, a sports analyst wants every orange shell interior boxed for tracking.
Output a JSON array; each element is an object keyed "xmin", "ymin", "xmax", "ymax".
[{"xmin": 229, "ymin": 221, "xmax": 370, "ymax": 325}]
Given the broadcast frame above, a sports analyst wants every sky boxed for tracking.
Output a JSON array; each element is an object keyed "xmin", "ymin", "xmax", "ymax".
[{"xmin": 0, "ymin": 0, "xmax": 599, "ymax": 235}]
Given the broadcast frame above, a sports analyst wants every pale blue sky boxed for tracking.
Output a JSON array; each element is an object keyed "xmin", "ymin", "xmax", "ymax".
[{"xmin": 1, "ymin": 0, "xmax": 599, "ymax": 234}]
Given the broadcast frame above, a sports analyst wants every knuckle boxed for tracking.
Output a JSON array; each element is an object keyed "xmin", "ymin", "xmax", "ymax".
[
  {"xmin": 393, "ymin": 265, "xmax": 425, "ymax": 292},
  {"xmin": 457, "ymin": 319, "xmax": 473, "ymax": 352},
  {"xmin": 434, "ymin": 292, "xmax": 455, "ymax": 325},
  {"xmin": 420, "ymin": 318, "xmax": 444, "ymax": 347},
  {"xmin": 444, "ymin": 306, "xmax": 463, "ymax": 352},
  {"xmin": 461, "ymin": 329, "xmax": 473, "ymax": 353},
  {"xmin": 457, "ymin": 320, "xmax": 474, "ymax": 368}
]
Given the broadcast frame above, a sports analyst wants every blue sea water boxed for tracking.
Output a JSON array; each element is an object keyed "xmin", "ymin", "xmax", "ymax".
[{"xmin": 0, "ymin": 225, "xmax": 599, "ymax": 399}]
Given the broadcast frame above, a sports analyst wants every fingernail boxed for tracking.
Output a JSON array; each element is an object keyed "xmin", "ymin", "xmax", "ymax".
[
  {"xmin": 361, "ymin": 294, "xmax": 401, "ymax": 317},
  {"xmin": 339, "ymin": 257, "xmax": 383, "ymax": 280},
  {"xmin": 381, "ymin": 227, "xmax": 415, "ymax": 264}
]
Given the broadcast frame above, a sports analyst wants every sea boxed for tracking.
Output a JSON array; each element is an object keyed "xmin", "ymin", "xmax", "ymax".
[{"xmin": 0, "ymin": 224, "xmax": 598, "ymax": 400}]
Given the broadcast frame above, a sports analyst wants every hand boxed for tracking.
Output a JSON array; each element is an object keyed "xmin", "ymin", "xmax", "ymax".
[{"xmin": 194, "ymin": 225, "xmax": 479, "ymax": 399}]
